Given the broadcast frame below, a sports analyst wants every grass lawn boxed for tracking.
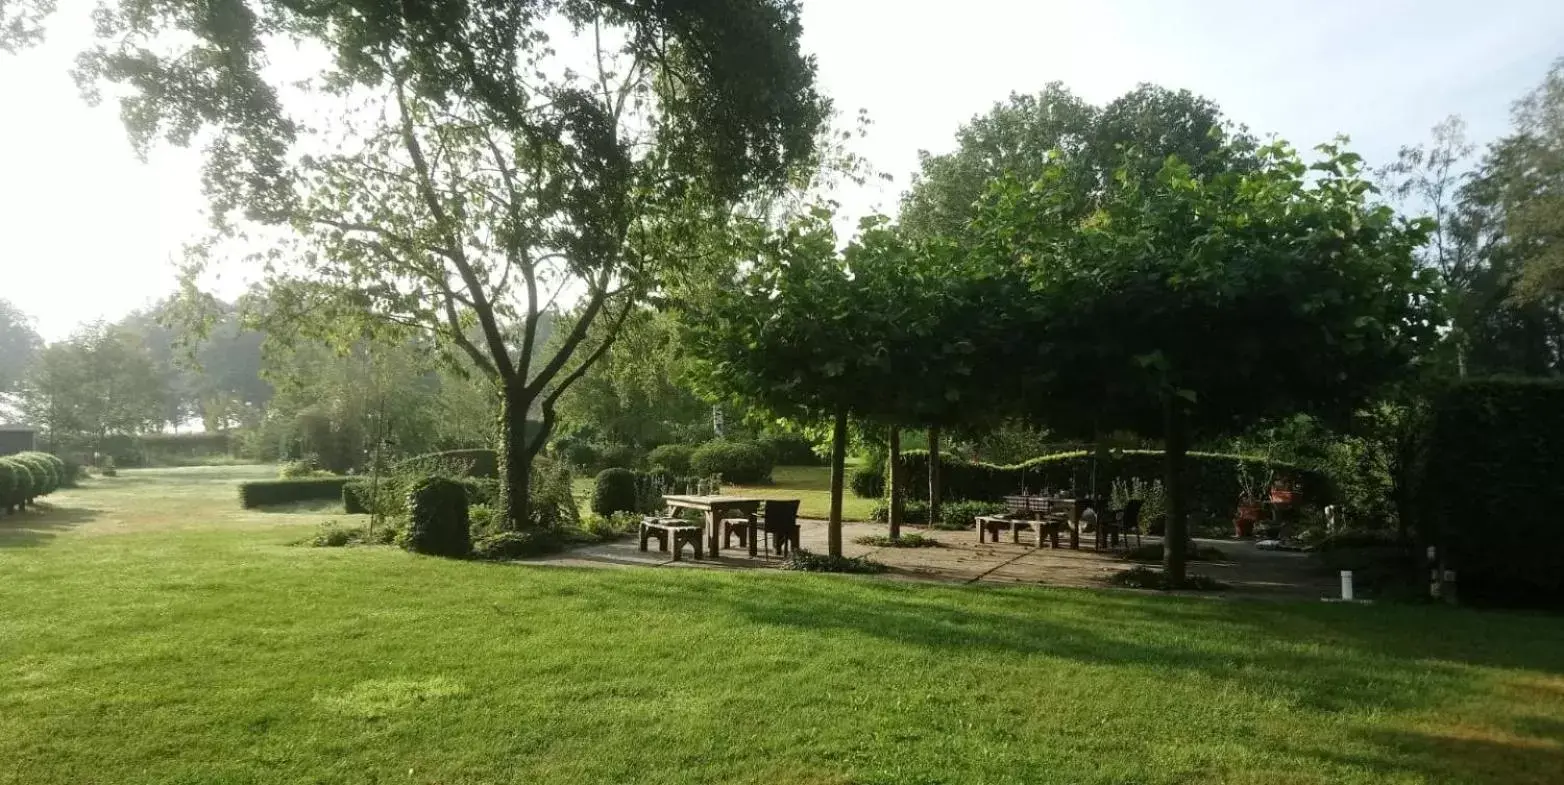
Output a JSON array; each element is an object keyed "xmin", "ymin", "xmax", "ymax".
[
  {"xmin": 573, "ymin": 463, "xmax": 878, "ymax": 521},
  {"xmin": 3, "ymin": 466, "xmax": 1564, "ymax": 784}
]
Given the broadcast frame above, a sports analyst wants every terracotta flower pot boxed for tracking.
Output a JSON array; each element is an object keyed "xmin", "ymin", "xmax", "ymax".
[{"xmin": 1269, "ymin": 489, "xmax": 1298, "ymax": 507}]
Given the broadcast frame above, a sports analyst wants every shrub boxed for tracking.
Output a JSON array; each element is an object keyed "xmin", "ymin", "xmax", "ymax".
[
  {"xmin": 58, "ymin": 456, "xmax": 81, "ymax": 487},
  {"xmin": 759, "ymin": 433, "xmax": 820, "ymax": 465},
  {"xmin": 472, "ymin": 530, "xmax": 560, "ymax": 560},
  {"xmin": 646, "ymin": 444, "xmax": 695, "ymax": 475},
  {"xmin": 580, "ymin": 511, "xmax": 643, "ymax": 541},
  {"xmin": 592, "ymin": 468, "xmax": 639, "ymax": 516},
  {"xmin": 596, "ymin": 443, "xmax": 643, "ymax": 471},
  {"xmin": 394, "ymin": 448, "xmax": 499, "ymax": 478},
  {"xmin": 935, "ymin": 499, "xmax": 1007, "ymax": 531},
  {"xmin": 239, "ymin": 477, "xmax": 351, "ymax": 508},
  {"xmin": 890, "ymin": 449, "xmax": 1329, "ymax": 521},
  {"xmin": 308, "ymin": 521, "xmax": 355, "ymax": 547},
  {"xmin": 690, "ymin": 440, "xmax": 772, "ymax": 484},
  {"xmin": 404, "ymin": 476, "xmax": 471, "ymax": 558},
  {"xmin": 1, "ymin": 458, "xmax": 34, "ymax": 510},
  {"xmin": 0, "ymin": 459, "xmax": 19, "ymax": 511},
  {"xmin": 779, "ymin": 550, "xmax": 887, "ymax": 574},
  {"xmin": 1108, "ymin": 566, "xmax": 1229, "ymax": 591},
  {"xmin": 279, "ymin": 457, "xmax": 318, "ymax": 478},
  {"xmin": 561, "ymin": 441, "xmax": 601, "ymax": 471},
  {"xmin": 14, "ymin": 453, "xmax": 58, "ymax": 496},
  {"xmin": 1414, "ymin": 378, "xmax": 1564, "ymax": 608},
  {"xmin": 854, "ymin": 533, "xmax": 942, "ymax": 548},
  {"xmin": 869, "ymin": 500, "xmax": 930, "ymax": 525},
  {"xmin": 849, "ymin": 465, "xmax": 884, "ymax": 498}
]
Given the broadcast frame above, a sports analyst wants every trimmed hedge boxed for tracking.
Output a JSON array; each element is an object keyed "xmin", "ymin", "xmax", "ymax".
[
  {"xmin": 759, "ymin": 433, "xmax": 821, "ymax": 465},
  {"xmin": 13, "ymin": 452, "xmax": 59, "ymax": 496},
  {"xmin": 593, "ymin": 468, "xmax": 639, "ymax": 516},
  {"xmin": 888, "ymin": 449, "xmax": 1328, "ymax": 519},
  {"xmin": 393, "ymin": 448, "xmax": 499, "ymax": 478},
  {"xmin": 690, "ymin": 440, "xmax": 772, "ymax": 484},
  {"xmin": 405, "ymin": 476, "xmax": 471, "ymax": 557},
  {"xmin": 239, "ymin": 477, "xmax": 351, "ymax": 508},
  {"xmin": 0, "ymin": 458, "xmax": 23, "ymax": 511},
  {"xmin": 1414, "ymin": 378, "xmax": 1564, "ymax": 608},
  {"xmin": 647, "ymin": 443, "xmax": 695, "ymax": 475},
  {"xmin": 849, "ymin": 465, "xmax": 884, "ymax": 498}
]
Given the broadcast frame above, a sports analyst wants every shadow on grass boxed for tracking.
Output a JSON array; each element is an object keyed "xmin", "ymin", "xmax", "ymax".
[
  {"xmin": 1291, "ymin": 723, "xmax": 1564, "ymax": 785},
  {"xmin": 0, "ymin": 504, "xmax": 102, "ymax": 548}
]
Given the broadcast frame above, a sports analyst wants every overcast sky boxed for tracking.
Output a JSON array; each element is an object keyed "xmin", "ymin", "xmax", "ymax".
[{"xmin": 4, "ymin": 0, "xmax": 1562, "ymax": 342}]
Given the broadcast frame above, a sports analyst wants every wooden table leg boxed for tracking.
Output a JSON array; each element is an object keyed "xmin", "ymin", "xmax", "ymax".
[
  {"xmin": 706, "ymin": 510, "xmax": 720, "ymax": 555},
  {"xmin": 747, "ymin": 508, "xmax": 759, "ymax": 557},
  {"xmin": 1069, "ymin": 506, "xmax": 1081, "ymax": 550}
]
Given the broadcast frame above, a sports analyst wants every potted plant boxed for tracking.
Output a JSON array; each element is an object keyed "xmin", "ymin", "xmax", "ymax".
[
  {"xmin": 1234, "ymin": 460, "xmax": 1272, "ymax": 538},
  {"xmin": 1269, "ymin": 477, "xmax": 1299, "ymax": 508}
]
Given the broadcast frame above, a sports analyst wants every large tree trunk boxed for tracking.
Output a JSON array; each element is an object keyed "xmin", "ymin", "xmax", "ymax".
[
  {"xmin": 928, "ymin": 425, "xmax": 942, "ymax": 524},
  {"xmin": 1162, "ymin": 396, "xmax": 1189, "ymax": 585},
  {"xmin": 888, "ymin": 426, "xmax": 902, "ymax": 540},
  {"xmin": 498, "ymin": 383, "xmax": 533, "ymax": 531},
  {"xmin": 828, "ymin": 408, "xmax": 848, "ymax": 557}
]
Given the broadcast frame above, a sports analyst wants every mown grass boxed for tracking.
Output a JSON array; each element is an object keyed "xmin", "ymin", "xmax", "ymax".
[{"xmin": 2, "ymin": 467, "xmax": 1563, "ymax": 784}]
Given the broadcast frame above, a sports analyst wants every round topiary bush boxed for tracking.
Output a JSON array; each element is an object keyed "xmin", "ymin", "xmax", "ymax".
[
  {"xmin": 404, "ymin": 476, "xmax": 472, "ymax": 558},
  {"xmin": 596, "ymin": 443, "xmax": 643, "ymax": 471},
  {"xmin": 646, "ymin": 444, "xmax": 695, "ymax": 475},
  {"xmin": 690, "ymin": 441, "xmax": 772, "ymax": 484},
  {"xmin": 593, "ymin": 468, "xmax": 640, "ymax": 515},
  {"xmin": 849, "ymin": 465, "xmax": 884, "ymax": 498},
  {"xmin": 2, "ymin": 458, "xmax": 34, "ymax": 510},
  {"xmin": 0, "ymin": 459, "xmax": 18, "ymax": 512},
  {"xmin": 561, "ymin": 441, "xmax": 601, "ymax": 471},
  {"xmin": 13, "ymin": 453, "xmax": 55, "ymax": 497}
]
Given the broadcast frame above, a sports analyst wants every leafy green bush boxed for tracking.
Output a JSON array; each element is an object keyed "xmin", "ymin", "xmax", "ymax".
[
  {"xmin": 581, "ymin": 511, "xmax": 643, "ymax": 541},
  {"xmin": 935, "ymin": 499, "xmax": 1007, "ymax": 531},
  {"xmin": 758, "ymin": 433, "xmax": 820, "ymax": 465},
  {"xmin": 0, "ymin": 458, "xmax": 34, "ymax": 510},
  {"xmin": 849, "ymin": 465, "xmax": 884, "ymax": 498},
  {"xmin": 394, "ymin": 448, "xmax": 499, "ymax": 478},
  {"xmin": 1413, "ymin": 378, "xmax": 1564, "ymax": 608},
  {"xmin": 592, "ymin": 468, "xmax": 639, "ymax": 516},
  {"xmin": 779, "ymin": 550, "xmax": 887, "ymax": 574},
  {"xmin": 1109, "ymin": 566, "xmax": 1229, "ymax": 591},
  {"xmin": 596, "ymin": 443, "xmax": 643, "ymax": 471},
  {"xmin": 561, "ymin": 441, "xmax": 601, "ymax": 471},
  {"xmin": 0, "ymin": 459, "xmax": 21, "ymax": 511},
  {"xmin": 854, "ymin": 533, "xmax": 942, "ymax": 548},
  {"xmin": 13, "ymin": 453, "xmax": 58, "ymax": 496},
  {"xmin": 869, "ymin": 499, "xmax": 930, "ymax": 525},
  {"xmin": 239, "ymin": 477, "xmax": 351, "ymax": 508},
  {"xmin": 891, "ymin": 449, "xmax": 1328, "ymax": 520},
  {"xmin": 58, "ymin": 456, "xmax": 81, "ymax": 487},
  {"xmin": 690, "ymin": 440, "xmax": 772, "ymax": 484},
  {"xmin": 646, "ymin": 444, "xmax": 695, "ymax": 475},
  {"xmin": 404, "ymin": 476, "xmax": 471, "ymax": 558},
  {"xmin": 278, "ymin": 457, "xmax": 318, "ymax": 478},
  {"xmin": 472, "ymin": 530, "xmax": 561, "ymax": 560},
  {"xmin": 342, "ymin": 480, "xmax": 373, "ymax": 514}
]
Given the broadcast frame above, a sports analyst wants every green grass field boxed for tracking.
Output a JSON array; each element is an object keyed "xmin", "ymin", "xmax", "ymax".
[
  {"xmin": 574, "ymin": 463, "xmax": 878, "ymax": 521},
  {"xmin": 3, "ymin": 466, "xmax": 1563, "ymax": 784}
]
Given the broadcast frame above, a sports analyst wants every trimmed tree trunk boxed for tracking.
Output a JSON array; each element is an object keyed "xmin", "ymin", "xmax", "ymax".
[
  {"xmin": 828, "ymin": 408, "xmax": 848, "ymax": 557},
  {"xmin": 928, "ymin": 425, "xmax": 942, "ymax": 525},
  {"xmin": 888, "ymin": 426, "xmax": 902, "ymax": 540},
  {"xmin": 498, "ymin": 383, "xmax": 533, "ymax": 531},
  {"xmin": 1162, "ymin": 395, "xmax": 1189, "ymax": 585}
]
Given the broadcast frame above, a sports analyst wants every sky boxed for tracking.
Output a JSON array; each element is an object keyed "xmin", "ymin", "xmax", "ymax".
[{"xmin": 3, "ymin": 0, "xmax": 1563, "ymax": 342}]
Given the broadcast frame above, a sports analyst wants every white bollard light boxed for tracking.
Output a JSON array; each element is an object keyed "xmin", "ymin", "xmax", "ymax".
[{"xmin": 1340, "ymin": 570, "xmax": 1355, "ymax": 601}]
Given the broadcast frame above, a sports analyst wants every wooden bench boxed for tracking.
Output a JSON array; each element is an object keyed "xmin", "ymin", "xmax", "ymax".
[{"xmin": 640, "ymin": 519, "xmax": 704, "ymax": 561}]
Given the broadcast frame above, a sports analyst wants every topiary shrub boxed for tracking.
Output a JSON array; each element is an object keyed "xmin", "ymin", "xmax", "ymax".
[
  {"xmin": 239, "ymin": 477, "xmax": 351, "ymax": 508},
  {"xmin": 404, "ymin": 476, "xmax": 471, "ymax": 558},
  {"xmin": 1414, "ymin": 378, "xmax": 1564, "ymax": 608},
  {"xmin": 849, "ymin": 465, "xmax": 884, "ymax": 498},
  {"xmin": 14, "ymin": 452, "xmax": 58, "ymax": 497},
  {"xmin": 593, "ymin": 468, "xmax": 639, "ymax": 516},
  {"xmin": 758, "ymin": 433, "xmax": 820, "ymax": 465},
  {"xmin": 0, "ymin": 459, "xmax": 19, "ymax": 513},
  {"xmin": 690, "ymin": 440, "xmax": 772, "ymax": 484},
  {"xmin": 596, "ymin": 443, "xmax": 643, "ymax": 471},
  {"xmin": 561, "ymin": 441, "xmax": 601, "ymax": 471},
  {"xmin": 1, "ymin": 458, "xmax": 34, "ymax": 510},
  {"xmin": 647, "ymin": 444, "xmax": 695, "ymax": 475}
]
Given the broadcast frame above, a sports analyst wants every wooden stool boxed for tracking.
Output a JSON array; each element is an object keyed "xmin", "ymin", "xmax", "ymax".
[{"xmin": 640, "ymin": 519, "xmax": 704, "ymax": 561}]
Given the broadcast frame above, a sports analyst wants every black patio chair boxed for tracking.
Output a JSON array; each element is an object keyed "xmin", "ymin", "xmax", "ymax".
[{"xmin": 756, "ymin": 500, "xmax": 801, "ymax": 557}]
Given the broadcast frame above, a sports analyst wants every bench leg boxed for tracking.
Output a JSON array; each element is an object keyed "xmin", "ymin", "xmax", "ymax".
[{"xmin": 639, "ymin": 525, "xmax": 650, "ymax": 552}]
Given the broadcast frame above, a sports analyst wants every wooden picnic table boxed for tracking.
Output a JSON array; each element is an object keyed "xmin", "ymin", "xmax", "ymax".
[
  {"xmin": 995, "ymin": 495, "xmax": 1090, "ymax": 549},
  {"xmin": 662, "ymin": 494, "xmax": 785, "ymax": 556}
]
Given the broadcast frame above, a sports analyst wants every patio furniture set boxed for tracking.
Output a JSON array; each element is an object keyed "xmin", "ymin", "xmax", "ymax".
[
  {"xmin": 638, "ymin": 494, "xmax": 802, "ymax": 562},
  {"xmin": 976, "ymin": 493, "xmax": 1144, "ymax": 551}
]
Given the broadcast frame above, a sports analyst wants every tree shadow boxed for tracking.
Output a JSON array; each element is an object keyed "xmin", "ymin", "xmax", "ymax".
[
  {"xmin": 0, "ymin": 504, "xmax": 102, "ymax": 548},
  {"xmin": 1288, "ymin": 722, "xmax": 1564, "ymax": 785}
]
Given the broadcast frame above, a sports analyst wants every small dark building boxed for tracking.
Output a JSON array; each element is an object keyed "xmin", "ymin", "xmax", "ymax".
[{"xmin": 0, "ymin": 425, "xmax": 37, "ymax": 456}]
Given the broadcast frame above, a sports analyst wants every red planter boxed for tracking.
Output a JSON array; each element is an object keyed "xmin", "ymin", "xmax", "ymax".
[{"xmin": 1269, "ymin": 489, "xmax": 1298, "ymax": 507}]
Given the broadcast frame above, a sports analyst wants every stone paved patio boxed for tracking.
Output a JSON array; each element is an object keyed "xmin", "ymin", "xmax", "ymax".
[{"xmin": 523, "ymin": 519, "xmax": 1341, "ymax": 600}]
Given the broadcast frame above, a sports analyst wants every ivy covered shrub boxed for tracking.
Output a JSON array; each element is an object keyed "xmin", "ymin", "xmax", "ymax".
[
  {"xmin": 592, "ymin": 468, "xmax": 640, "ymax": 516},
  {"xmin": 690, "ymin": 440, "xmax": 772, "ymax": 484},
  {"xmin": 404, "ymin": 476, "xmax": 471, "ymax": 558},
  {"xmin": 647, "ymin": 444, "xmax": 695, "ymax": 475},
  {"xmin": 1414, "ymin": 378, "xmax": 1564, "ymax": 608},
  {"xmin": 849, "ymin": 465, "xmax": 884, "ymax": 498}
]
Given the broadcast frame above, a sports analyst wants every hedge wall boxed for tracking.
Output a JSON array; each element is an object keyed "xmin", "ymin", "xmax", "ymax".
[
  {"xmin": 239, "ymin": 477, "xmax": 352, "ymax": 508},
  {"xmin": 392, "ymin": 448, "xmax": 499, "ymax": 479},
  {"xmin": 888, "ymin": 449, "xmax": 1328, "ymax": 518},
  {"xmin": 1414, "ymin": 378, "xmax": 1564, "ymax": 608}
]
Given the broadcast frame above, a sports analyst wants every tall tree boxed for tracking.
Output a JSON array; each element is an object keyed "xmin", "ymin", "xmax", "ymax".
[
  {"xmin": 79, "ymin": 0, "xmax": 827, "ymax": 528},
  {"xmin": 975, "ymin": 141, "xmax": 1440, "ymax": 582},
  {"xmin": 22, "ymin": 323, "xmax": 167, "ymax": 455},
  {"xmin": 0, "ymin": 298, "xmax": 43, "ymax": 398}
]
